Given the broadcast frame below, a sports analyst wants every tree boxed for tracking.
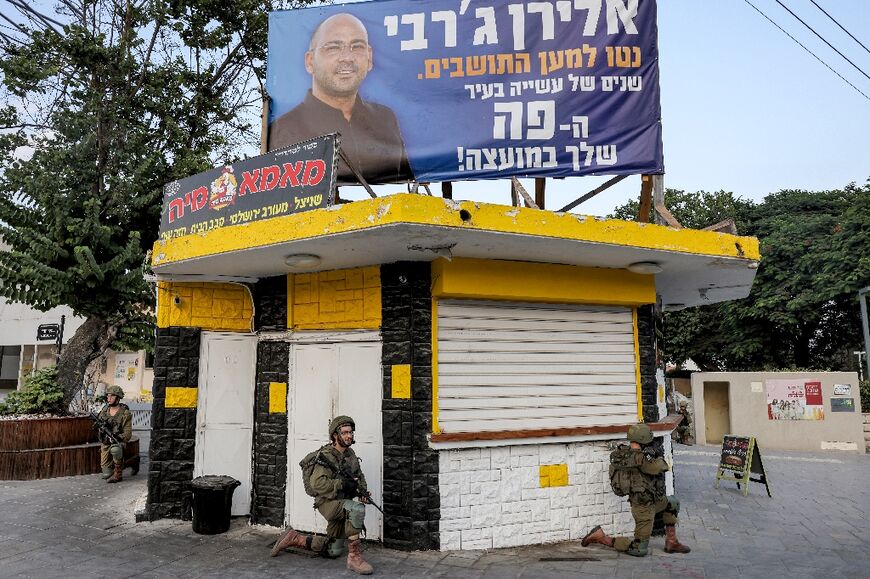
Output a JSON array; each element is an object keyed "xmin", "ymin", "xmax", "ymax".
[
  {"xmin": 611, "ymin": 183, "xmax": 870, "ymax": 371},
  {"xmin": 0, "ymin": 0, "xmax": 311, "ymax": 406}
]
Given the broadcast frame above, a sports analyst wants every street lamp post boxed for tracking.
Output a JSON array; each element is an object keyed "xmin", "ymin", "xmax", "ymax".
[{"xmin": 860, "ymin": 287, "xmax": 870, "ymax": 384}]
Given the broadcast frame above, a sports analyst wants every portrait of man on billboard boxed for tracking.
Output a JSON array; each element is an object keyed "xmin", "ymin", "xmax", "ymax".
[{"xmin": 268, "ymin": 13, "xmax": 414, "ymax": 185}]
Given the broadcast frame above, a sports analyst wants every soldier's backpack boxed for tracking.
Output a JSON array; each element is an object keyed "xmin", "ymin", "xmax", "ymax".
[
  {"xmin": 299, "ymin": 446, "xmax": 333, "ymax": 497},
  {"xmin": 609, "ymin": 445, "xmax": 637, "ymax": 497}
]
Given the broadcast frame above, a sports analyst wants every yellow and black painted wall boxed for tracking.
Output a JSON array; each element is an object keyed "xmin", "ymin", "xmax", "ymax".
[{"xmin": 146, "ymin": 259, "xmax": 660, "ymax": 550}]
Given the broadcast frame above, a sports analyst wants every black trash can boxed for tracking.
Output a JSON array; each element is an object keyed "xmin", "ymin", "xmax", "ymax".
[{"xmin": 189, "ymin": 475, "xmax": 241, "ymax": 535}]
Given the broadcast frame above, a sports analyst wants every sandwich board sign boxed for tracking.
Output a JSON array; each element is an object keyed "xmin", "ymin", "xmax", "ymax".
[{"xmin": 714, "ymin": 435, "xmax": 771, "ymax": 497}]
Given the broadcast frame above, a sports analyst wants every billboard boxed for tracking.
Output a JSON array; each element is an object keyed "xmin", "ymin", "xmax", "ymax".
[
  {"xmin": 159, "ymin": 135, "xmax": 338, "ymax": 240},
  {"xmin": 766, "ymin": 379, "xmax": 825, "ymax": 421},
  {"xmin": 267, "ymin": 0, "xmax": 663, "ymax": 185}
]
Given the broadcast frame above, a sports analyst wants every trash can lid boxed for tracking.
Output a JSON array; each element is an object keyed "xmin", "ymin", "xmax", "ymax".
[{"xmin": 190, "ymin": 475, "xmax": 240, "ymax": 490}]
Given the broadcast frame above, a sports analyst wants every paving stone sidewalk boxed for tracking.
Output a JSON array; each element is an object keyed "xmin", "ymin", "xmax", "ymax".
[{"xmin": 0, "ymin": 446, "xmax": 866, "ymax": 578}]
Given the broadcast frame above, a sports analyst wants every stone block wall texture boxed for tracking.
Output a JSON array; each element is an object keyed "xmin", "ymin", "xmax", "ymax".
[
  {"xmin": 254, "ymin": 276, "xmax": 288, "ymax": 331},
  {"xmin": 147, "ymin": 327, "xmax": 201, "ymax": 520},
  {"xmin": 291, "ymin": 267, "xmax": 381, "ymax": 330},
  {"xmin": 380, "ymin": 262, "xmax": 439, "ymax": 551},
  {"xmin": 157, "ymin": 282, "xmax": 253, "ymax": 331},
  {"xmin": 438, "ymin": 442, "xmax": 633, "ymax": 551},
  {"xmin": 637, "ymin": 304, "xmax": 661, "ymax": 424},
  {"xmin": 251, "ymin": 341, "xmax": 290, "ymax": 526}
]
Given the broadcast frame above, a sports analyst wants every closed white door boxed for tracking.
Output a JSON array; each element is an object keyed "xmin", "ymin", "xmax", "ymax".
[
  {"xmin": 287, "ymin": 339, "xmax": 383, "ymax": 539},
  {"xmin": 194, "ymin": 332, "xmax": 256, "ymax": 516}
]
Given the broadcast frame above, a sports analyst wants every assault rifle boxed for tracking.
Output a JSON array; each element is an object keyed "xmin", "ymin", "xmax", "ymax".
[
  {"xmin": 358, "ymin": 490, "xmax": 384, "ymax": 514},
  {"xmin": 337, "ymin": 462, "xmax": 384, "ymax": 514},
  {"xmin": 90, "ymin": 408, "xmax": 121, "ymax": 445}
]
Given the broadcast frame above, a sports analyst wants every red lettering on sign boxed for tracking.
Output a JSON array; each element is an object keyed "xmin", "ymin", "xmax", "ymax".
[
  {"xmin": 240, "ymin": 169, "xmax": 260, "ymax": 196},
  {"xmin": 280, "ymin": 162, "xmax": 304, "ymax": 188},
  {"xmin": 260, "ymin": 165, "xmax": 281, "ymax": 191},
  {"xmin": 168, "ymin": 198, "xmax": 184, "ymax": 223},
  {"xmin": 191, "ymin": 186, "xmax": 208, "ymax": 211},
  {"xmin": 303, "ymin": 160, "xmax": 326, "ymax": 186}
]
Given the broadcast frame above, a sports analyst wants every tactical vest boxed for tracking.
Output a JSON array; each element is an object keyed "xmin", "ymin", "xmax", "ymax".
[{"xmin": 609, "ymin": 445, "xmax": 665, "ymax": 504}]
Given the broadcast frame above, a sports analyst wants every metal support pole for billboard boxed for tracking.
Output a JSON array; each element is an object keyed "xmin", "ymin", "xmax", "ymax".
[
  {"xmin": 535, "ymin": 178, "xmax": 546, "ymax": 210},
  {"xmin": 638, "ymin": 174, "xmax": 653, "ymax": 223},
  {"xmin": 510, "ymin": 178, "xmax": 538, "ymax": 209},
  {"xmin": 441, "ymin": 182, "xmax": 453, "ymax": 199},
  {"xmin": 859, "ymin": 286, "xmax": 870, "ymax": 383},
  {"xmin": 652, "ymin": 174, "xmax": 682, "ymax": 228},
  {"xmin": 558, "ymin": 174, "xmax": 628, "ymax": 213},
  {"xmin": 260, "ymin": 95, "xmax": 270, "ymax": 155},
  {"xmin": 337, "ymin": 148, "xmax": 377, "ymax": 199},
  {"xmin": 410, "ymin": 182, "xmax": 432, "ymax": 195}
]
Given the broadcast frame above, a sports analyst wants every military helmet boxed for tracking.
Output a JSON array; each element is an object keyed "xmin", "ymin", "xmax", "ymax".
[
  {"xmin": 627, "ymin": 423, "xmax": 654, "ymax": 444},
  {"xmin": 329, "ymin": 415, "xmax": 355, "ymax": 436},
  {"xmin": 105, "ymin": 385, "xmax": 125, "ymax": 399}
]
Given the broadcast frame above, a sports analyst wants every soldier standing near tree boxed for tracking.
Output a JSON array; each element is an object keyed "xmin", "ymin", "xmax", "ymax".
[
  {"xmin": 582, "ymin": 423, "xmax": 691, "ymax": 557},
  {"xmin": 96, "ymin": 385, "xmax": 133, "ymax": 484},
  {"xmin": 271, "ymin": 415, "xmax": 374, "ymax": 575}
]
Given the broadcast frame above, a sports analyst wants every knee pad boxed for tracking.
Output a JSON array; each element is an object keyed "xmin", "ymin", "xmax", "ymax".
[
  {"xmin": 326, "ymin": 538, "xmax": 346, "ymax": 558},
  {"xmin": 666, "ymin": 496, "xmax": 680, "ymax": 515},
  {"xmin": 109, "ymin": 444, "xmax": 124, "ymax": 461},
  {"xmin": 343, "ymin": 499, "xmax": 366, "ymax": 531}
]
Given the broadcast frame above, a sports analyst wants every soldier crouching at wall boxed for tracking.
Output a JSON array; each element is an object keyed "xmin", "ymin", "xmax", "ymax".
[
  {"xmin": 582, "ymin": 423, "xmax": 691, "ymax": 556},
  {"xmin": 271, "ymin": 415, "xmax": 374, "ymax": 575}
]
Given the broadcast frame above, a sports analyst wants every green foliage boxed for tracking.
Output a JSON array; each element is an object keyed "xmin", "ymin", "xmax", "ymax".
[
  {"xmin": 0, "ymin": 367, "xmax": 66, "ymax": 416},
  {"xmin": 860, "ymin": 380, "xmax": 870, "ymax": 413},
  {"xmin": 612, "ymin": 183, "xmax": 870, "ymax": 371},
  {"xmin": 0, "ymin": 1, "xmax": 314, "ymax": 392}
]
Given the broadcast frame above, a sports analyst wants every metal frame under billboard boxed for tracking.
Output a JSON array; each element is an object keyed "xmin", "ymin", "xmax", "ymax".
[{"xmin": 266, "ymin": 0, "xmax": 664, "ymax": 186}]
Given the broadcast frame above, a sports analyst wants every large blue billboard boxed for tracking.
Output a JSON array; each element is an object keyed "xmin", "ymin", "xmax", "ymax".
[{"xmin": 267, "ymin": 0, "xmax": 663, "ymax": 185}]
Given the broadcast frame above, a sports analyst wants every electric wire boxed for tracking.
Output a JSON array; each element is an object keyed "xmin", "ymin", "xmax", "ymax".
[
  {"xmin": 742, "ymin": 0, "xmax": 870, "ymax": 101},
  {"xmin": 809, "ymin": 0, "xmax": 870, "ymax": 56},
  {"xmin": 774, "ymin": 0, "xmax": 870, "ymax": 81}
]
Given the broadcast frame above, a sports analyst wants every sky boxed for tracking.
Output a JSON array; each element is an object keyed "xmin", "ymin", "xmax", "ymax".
[
  {"xmin": 336, "ymin": 0, "xmax": 870, "ymax": 216},
  {"xmin": 5, "ymin": 0, "xmax": 868, "ymax": 219}
]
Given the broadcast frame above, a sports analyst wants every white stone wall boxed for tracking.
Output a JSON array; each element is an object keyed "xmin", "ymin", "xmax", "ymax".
[{"xmin": 438, "ymin": 442, "xmax": 634, "ymax": 551}]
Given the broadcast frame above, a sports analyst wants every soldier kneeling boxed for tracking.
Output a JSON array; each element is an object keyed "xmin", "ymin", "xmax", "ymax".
[
  {"xmin": 582, "ymin": 423, "xmax": 691, "ymax": 557},
  {"xmin": 271, "ymin": 416, "xmax": 374, "ymax": 575}
]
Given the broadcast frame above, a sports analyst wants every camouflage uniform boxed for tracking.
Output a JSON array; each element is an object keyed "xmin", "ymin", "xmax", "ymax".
[
  {"xmin": 271, "ymin": 415, "xmax": 374, "ymax": 575},
  {"xmin": 675, "ymin": 402, "xmax": 692, "ymax": 444},
  {"xmin": 97, "ymin": 385, "xmax": 133, "ymax": 483},
  {"xmin": 582, "ymin": 424, "xmax": 691, "ymax": 556},
  {"xmin": 308, "ymin": 443, "xmax": 369, "ymax": 552}
]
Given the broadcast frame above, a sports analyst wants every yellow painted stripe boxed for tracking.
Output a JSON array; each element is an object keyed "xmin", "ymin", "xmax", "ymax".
[
  {"xmin": 633, "ymin": 308, "xmax": 643, "ymax": 421},
  {"xmin": 431, "ymin": 297, "xmax": 440, "ymax": 435},
  {"xmin": 269, "ymin": 382, "xmax": 287, "ymax": 414},
  {"xmin": 432, "ymin": 257, "xmax": 655, "ymax": 306},
  {"xmin": 166, "ymin": 387, "xmax": 198, "ymax": 409},
  {"xmin": 286, "ymin": 274, "xmax": 294, "ymax": 329},
  {"xmin": 152, "ymin": 194, "xmax": 760, "ymax": 267},
  {"xmin": 391, "ymin": 365, "xmax": 411, "ymax": 399}
]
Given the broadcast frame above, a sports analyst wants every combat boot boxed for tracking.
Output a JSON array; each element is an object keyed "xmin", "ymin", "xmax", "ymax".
[
  {"xmin": 664, "ymin": 524, "xmax": 691, "ymax": 553},
  {"xmin": 270, "ymin": 529, "xmax": 311, "ymax": 556},
  {"xmin": 106, "ymin": 464, "xmax": 123, "ymax": 484},
  {"xmin": 626, "ymin": 539, "xmax": 649, "ymax": 556},
  {"xmin": 581, "ymin": 525, "xmax": 614, "ymax": 547},
  {"xmin": 346, "ymin": 538, "xmax": 373, "ymax": 575}
]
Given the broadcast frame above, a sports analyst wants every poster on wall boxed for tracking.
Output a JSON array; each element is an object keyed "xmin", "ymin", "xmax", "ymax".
[
  {"xmin": 765, "ymin": 379, "xmax": 825, "ymax": 420},
  {"xmin": 267, "ymin": 0, "xmax": 663, "ymax": 185}
]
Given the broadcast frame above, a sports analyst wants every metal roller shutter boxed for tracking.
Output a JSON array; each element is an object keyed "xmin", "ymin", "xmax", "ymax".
[{"xmin": 437, "ymin": 299, "xmax": 639, "ymax": 433}]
